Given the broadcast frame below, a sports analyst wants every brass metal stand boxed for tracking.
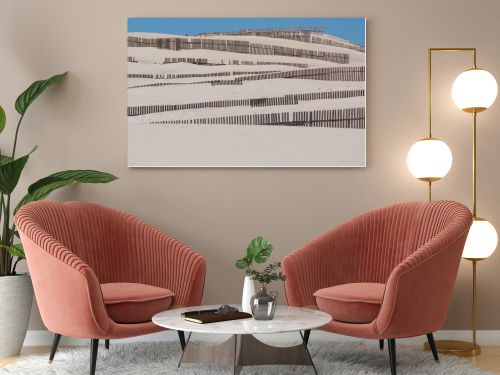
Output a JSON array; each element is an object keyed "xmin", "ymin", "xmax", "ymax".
[
  {"xmin": 416, "ymin": 48, "xmax": 476, "ymax": 199},
  {"xmin": 424, "ymin": 258, "xmax": 482, "ymax": 356},
  {"xmin": 423, "ymin": 47, "xmax": 482, "ymax": 357}
]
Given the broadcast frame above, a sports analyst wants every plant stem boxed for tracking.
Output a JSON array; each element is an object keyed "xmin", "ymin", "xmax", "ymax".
[
  {"xmin": 11, "ymin": 258, "xmax": 21, "ymax": 275},
  {"xmin": 0, "ymin": 194, "xmax": 5, "ymax": 275},
  {"xmin": 2, "ymin": 194, "xmax": 11, "ymax": 274},
  {"xmin": 11, "ymin": 114, "xmax": 24, "ymax": 159},
  {"xmin": 0, "ymin": 252, "xmax": 3, "ymax": 277},
  {"xmin": 10, "ymin": 223, "xmax": 16, "ymax": 242},
  {"xmin": 2, "ymin": 113, "xmax": 25, "ymax": 276}
]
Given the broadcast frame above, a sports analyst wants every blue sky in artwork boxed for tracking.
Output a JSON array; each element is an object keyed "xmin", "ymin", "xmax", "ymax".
[{"xmin": 128, "ymin": 18, "xmax": 366, "ymax": 46}]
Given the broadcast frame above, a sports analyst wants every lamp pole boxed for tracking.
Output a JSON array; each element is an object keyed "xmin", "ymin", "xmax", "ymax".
[
  {"xmin": 423, "ymin": 48, "xmax": 484, "ymax": 357},
  {"xmin": 424, "ymin": 48, "xmax": 477, "ymax": 202},
  {"xmin": 469, "ymin": 108, "xmax": 479, "ymax": 352}
]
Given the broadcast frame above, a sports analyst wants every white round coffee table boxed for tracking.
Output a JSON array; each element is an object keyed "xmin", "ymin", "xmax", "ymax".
[{"xmin": 153, "ymin": 305, "xmax": 332, "ymax": 374}]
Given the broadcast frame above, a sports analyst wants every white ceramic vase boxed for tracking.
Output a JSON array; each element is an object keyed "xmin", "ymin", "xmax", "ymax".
[
  {"xmin": 0, "ymin": 274, "xmax": 34, "ymax": 358},
  {"xmin": 241, "ymin": 275, "xmax": 255, "ymax": 313}
]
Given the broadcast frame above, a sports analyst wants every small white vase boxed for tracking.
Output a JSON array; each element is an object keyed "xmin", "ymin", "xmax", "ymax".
[{"xmin": 241, "ymin": 276, "xmax": 255, "ymax": 313}]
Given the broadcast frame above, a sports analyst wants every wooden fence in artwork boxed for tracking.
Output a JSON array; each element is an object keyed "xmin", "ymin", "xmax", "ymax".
[
  {"xmin": 150, "ymin": 108, "xmax": 365, "ymax": 129},
  {"xmin": 199, "ymin": 28, "xmax": 365, "ymax": 52},
  {"xmin": 211, "ymin": 80, "xmax": 243, "ymax": 86},
  {"xmin": 240, "ymin": 66, "xmax": 365, "ymax": 82},
  {"xmin": 128, "ymin": 56, "xmax": 309, "ymax": 68},
  {"xmin": 310, "ymin": 36, "xmax": 365, "ymax": 52},
  {"xmin": 127, "ymin": 36, "xmax": 349, "ymax": 64},
  {"xmin": 248, "ymin": 43, "xmax": 349, "ymax": 63},
  {"xmin": 159, "ymin": 57, "xmax": 309, "ymax": 68},
  {"xmin": 162, "ymin": 57, "xmax": 210, "ymax": 65},
  {"xmin": 128, "ymin": 66, "xmax": 365, "ymax": 89},
  {"xmin": 127, "ymin": 89, "xmax": 365, "ymax": 116},
  {"xmin": 127, "ymin": 70, "xmax": 279, "ymax": 80},
  {"xmin": 255, "ymin": 61, "xmax": 309, "ymax": 68},
  {"xmin": 202, "ymin": 28, "xmax": 323, "ymax": 43}
]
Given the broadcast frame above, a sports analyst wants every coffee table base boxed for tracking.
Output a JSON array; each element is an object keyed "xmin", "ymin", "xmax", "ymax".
[{"xmin": 178, "ymin": 331, "xmax": 317, "ymax": 374}]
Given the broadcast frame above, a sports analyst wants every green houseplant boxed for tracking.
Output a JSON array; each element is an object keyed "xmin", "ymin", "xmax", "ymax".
[
  {"xmin": 247, "ymin": 261, "xmax": 286, "ymax": 285},
  {"xmin": 236, "ymin": 237, "xmax": 273, "ymax": 313},
  {"xmin": 0, "ymin": 72, "xmax": 117, "ymax": 357},
  {"xmin": 235, "ymin": 237, "xmax": 286, "ymax": 317}
]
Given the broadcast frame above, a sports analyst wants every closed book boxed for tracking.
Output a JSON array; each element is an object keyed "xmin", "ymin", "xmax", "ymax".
[
  {"xmin": 181, "ymin": 309, "xmax": 218, "ymax": 317},
  {"xmin": 183, "ymin": 311, "xmax": 252, "ymax": 324}
]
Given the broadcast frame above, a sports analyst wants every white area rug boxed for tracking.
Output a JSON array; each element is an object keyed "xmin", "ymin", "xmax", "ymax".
[{"xmin": 0, "ymin": 341, "xmax": 493, "ymax": 374}]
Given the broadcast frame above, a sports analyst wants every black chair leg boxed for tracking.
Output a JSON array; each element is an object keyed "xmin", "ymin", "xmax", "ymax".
[
  {"xmin": 90, "ymin": 339, "xmax": 99, "ymax": 375},
  {"xmin": 303, "ymin": 329, "xmax": 311, "ymax": 347},
  {"xmin": 105, "ymin": 339, "xmax": 110, "ymax": 350},
  {"xmin": 426, "ymin": 333, "xmax": 439, "ymax": 362},
  {"xmin": 379, "ymin": 339, "xmax": 384, "ymax": 350},
  {"xmin": 388, "ymin": 339, "xmax": 396, "ymax": 375},
  {"xmin": 177, "ymin": 330, "xmax": 186, "ymax": 350},
  {"xmin": 48, "ymin": 333, "xmax": 62, "ymax": 363}
]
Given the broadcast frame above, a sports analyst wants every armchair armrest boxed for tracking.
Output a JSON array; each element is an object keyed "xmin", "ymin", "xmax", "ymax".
[
  {"xmin": 376, "ymin": 227, "xmax": 470, "ymax": 338},
  {"xmin": 17, "ymin": 229, "xmax": 111, "ymax": 339},
  {"xmin": 283, "ymin": 219, "xmax": 358, "ymax": 307}
]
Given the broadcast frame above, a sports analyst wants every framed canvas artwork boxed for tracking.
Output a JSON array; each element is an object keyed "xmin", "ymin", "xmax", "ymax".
[{"xmin": 127, "ymin": 18, "xmax": 366, "ymax": 167}]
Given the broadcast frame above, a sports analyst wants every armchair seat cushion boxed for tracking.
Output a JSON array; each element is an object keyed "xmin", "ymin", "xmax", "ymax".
[
  {"xmin": 314, "ymin": 283, "xmax": 385, "ymax": 324},
  {"xmin": 101, "ymin": 283, "xmax": 174, "ymax": 324}
]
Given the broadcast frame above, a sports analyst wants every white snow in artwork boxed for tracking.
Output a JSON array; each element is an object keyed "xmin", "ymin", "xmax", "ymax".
[{"xmin": 127, "ymin": 21, "xmax": 366, "ymax": 167}]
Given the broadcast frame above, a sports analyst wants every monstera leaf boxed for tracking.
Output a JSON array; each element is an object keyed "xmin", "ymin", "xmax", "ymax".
[
  {"xmin": 15, "ymin": 169, "xmax": 117, "ymax": 213},
  {"xmin": 235, "ymin": 236, "xmax": 274, "ymax": 269},
  {"xmin": 15, "ymin": 72, "xmax": 67, "ymax": 115},
  {"xmin": 246, "ymin": 236, "xmax": 273, "ymax": 263},
  {"xmin": 235, "ymin": 258, "xmax": 251, "ymax": 269}
]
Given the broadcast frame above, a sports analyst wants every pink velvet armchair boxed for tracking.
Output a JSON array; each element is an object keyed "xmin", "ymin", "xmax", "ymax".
[
  {"xmin": 283, "ymin": 200, "xmax": 472, "ymax": 375},
  {"xmin": 16, "ymin": 200, "xmax": 206, "ymax": 375}
]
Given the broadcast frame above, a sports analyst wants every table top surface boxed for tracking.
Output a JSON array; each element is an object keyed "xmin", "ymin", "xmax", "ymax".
[{"xmin": 152, "ymin": 305, "xmax": 332, "ymax": 335}]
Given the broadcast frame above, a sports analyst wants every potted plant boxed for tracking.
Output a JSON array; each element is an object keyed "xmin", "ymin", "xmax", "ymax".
[
  {"xmin": 235, "ymin": 237, "xmax": 273, "ymax": 313},
  {"xmin": 235, "ymin": 237, "xmax": 286, "ymax": 318},
  {"xmin": 0, "ymin": 72, "xmax": 117, "ymax": 358}
]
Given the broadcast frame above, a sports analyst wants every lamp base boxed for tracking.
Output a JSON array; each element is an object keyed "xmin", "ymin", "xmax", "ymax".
[{"xmin": 424, "ymin": 340, "xmax": 481, "ymax": 357}]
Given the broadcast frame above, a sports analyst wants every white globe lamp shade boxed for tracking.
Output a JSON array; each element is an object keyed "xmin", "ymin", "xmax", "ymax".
[
  {"xmin": 462, "ymin": 218, "xmax": 498, "ymax": 259},
  {"xmin": 452, "ymin": 69, "xmax": 498, "ymax": 113},
  {"xmin": 407, "ymin": 138, "xmax": 453, "ymax": 181}
]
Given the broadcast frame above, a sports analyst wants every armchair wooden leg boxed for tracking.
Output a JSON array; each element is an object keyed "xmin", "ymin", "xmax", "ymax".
[
  {"xmin": 177, "ymin": 330, "xmax": 186, "ymax": 350},
  {"xmin": 48, "ymin": 333, "xmax": 62, "ymax": 363},
  {"xmin": 426, "ymin": 333, "xmax": 439, "ymax": 362},
  {"xmin": 379, "ymin": 339, "xmax": 384, "ymax": 350},
  {"xmin": 303, "ymin": 329, "xmax": 311, "ymax": 347},
  {"xmin": 105, "ymin": 339, "xmax": 110, "ymax": 350},
  {"xmin": 388, "ymin": 339, "xmax": 396, "ymax": 375},
  {"xmin": 90, "ymin": 339, "xmax": 99, "ymax": 375}
]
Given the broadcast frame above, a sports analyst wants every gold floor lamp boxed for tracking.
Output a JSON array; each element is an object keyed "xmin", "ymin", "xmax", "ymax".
[{"xmin": 407, "ymin": 48, "xmax": 498, "ymax": 356}]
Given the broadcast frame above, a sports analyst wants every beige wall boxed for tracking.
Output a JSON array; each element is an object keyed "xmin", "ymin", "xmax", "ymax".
[{"xmin": 1, "ymin": 0, "xmax": 500, "ymax": 331}]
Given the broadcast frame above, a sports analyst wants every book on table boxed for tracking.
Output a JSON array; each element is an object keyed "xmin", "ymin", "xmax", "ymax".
[{"xmin": 182, "ymin": 309, "xmax": 252, "ymax": 324}]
